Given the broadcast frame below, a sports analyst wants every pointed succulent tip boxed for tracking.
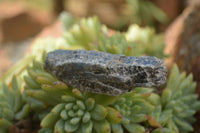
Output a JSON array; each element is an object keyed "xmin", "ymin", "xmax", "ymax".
[
  {"xmin": 26, "ymin": 90, "xmax": 35, "ymax": 96},
  {"xmin": 106, "ymin": 107, "xmax": 122, "ymax": 124},
  {"xmin": 73, "ymin": 89, "xmax": 78, "ymax": 93},
  {"xmin": 125, "ymin": 46, "xmax": 133, "ymax": 55},
  {"xmin": 72, "ymin": 88, "xmax": 84, "ymax": 99},
  {"xmin": 131, "ymin": 91, "xmax": 136, "ymax": 94},
  {"xmin": 35, "ymin": 77, "xmax": 39, "ymax": 80},
  {"xmin": 53, "ymin": 81, "xmax": 66, "ymax": 86},
  {"xmin": 40, "ymin": 124, "xmax": 44, "ymax": 128},
  {"xmin": 117, "ymin": 113, "xmax": 122, "ymax": 119},
  {"xmin": 142, "ymin": 93, "xmax": 151, "ymax": 97},
  {"xmin": 106, "ymin": 127, "xmax": 110, "ymax": 132},
  {"xmin": 127, "ymin": 46, "xmax": 132, "ymax": 50},
  {"xmin": 146, "ymin": 115, "xmax": 161, "ymax": 129}
]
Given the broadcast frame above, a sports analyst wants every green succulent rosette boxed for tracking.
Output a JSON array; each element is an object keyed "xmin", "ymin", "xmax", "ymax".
[
  {"xmin": 62, "ymin": 16, "xmax": 166, "ymax": 59},
  {"xmin": 39, "ymin": 88, "xmax": 122, "ymax": 133},
  {"xmin": 160, "ymin": 65, "xmax": 200, "ymax": 133},
  {"xmin": 111, "ymin": 88, "xmax": 155, "ymax": 133},
  {"xmin": 24, "ymin": 58, "xmax": 69, "ymax": 109},
  {"xmin": 0, "ymin": 76, "xmax": 30, "ymax": 133}
]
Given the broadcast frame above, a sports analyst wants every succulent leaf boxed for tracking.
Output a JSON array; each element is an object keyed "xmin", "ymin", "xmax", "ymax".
[
  {"xmin": 91, "ymin": 105, "xmax": 108, "ymax": 121},
  {"xmin": 93, "ymin": 120, "xmax": 111, "ymax": 133},
  {"xmin": 15, "ymin": 104, "xmax": 30, "ymax": 120},
  {"xmin": 65, "ymin": 119, "xmax": 79, "ymax": 132},
  {"xmin": 38, "ymin": 128, "xmax": 53, "ymax": 133},
  {"xmin": 128, "ymin": 114, "xmax": 147, "ymax": 123},
  {"xmin": 26, "ymin": 90, "xmax": 62, "ymax": 105},
  {"xmin": 147, "ymin": 115, "xmax": 161, "ymax": 128},
  {"xmin": 123, "ymin": 123, "xmax": 145, "ymax": 133},
  {"xmin": 41, "ymin": 112, "xmax": 60, "ymax": 128},
  {"xmin": 85, "ymin": 98, "xmax": 95, "ymax": 111},
  {"xmin": 76, "ymin": 100, "xmax": 86, "ymax": 110},
  {"xmin": 152, "ymin": 128, "xmax": 176, "ymax": 133},
  {"xmin": 54, "ymin": 119, "xmax": 65, "ymax": 133},
  {"xmin": 82, "ymin": 112, "xmax": 91, "ymax": 123},
  {"xmin": 0, "ymin": 118, "xmax": 12, "ymax": 128},
  {"xmin": 72, "ymin": 89, "xmax": 84, "ymax": 99},
  {"xmin": 106, "ymin": 107, "xmax": 122, "ymax": 124},
  {"xmin": 62, "ymin": 95, "xmax": 76, "ymax": 102},
  {"xmin": 82, "ymin": 121, "xmax": 93, "ymax": 133},
  {"xmin": 111, "ymin": 124, "xmax": 123, "ymax": 133}
]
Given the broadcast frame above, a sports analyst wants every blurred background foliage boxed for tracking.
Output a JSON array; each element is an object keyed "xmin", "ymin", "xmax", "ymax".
[
  {"xmin": 0, "ymin": 0, "xmax": 52, "ymax": 11},
  {"xmin": 0, "ymin": 0, "xmax": 169, "ymax": 30}
]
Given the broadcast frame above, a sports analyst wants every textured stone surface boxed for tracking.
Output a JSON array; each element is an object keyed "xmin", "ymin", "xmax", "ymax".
[{"xmin": 44, "ymin": 49, "xmax": 167, "ymax": 96}]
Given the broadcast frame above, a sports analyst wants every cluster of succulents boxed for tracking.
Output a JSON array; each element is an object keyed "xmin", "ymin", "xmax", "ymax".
[
  {"xmin": 0, "ymin": 76, "xmax": 30, "ymax": 133},
  {"xmin": 161, "ymin": 65, "xmax": 200, "ymax": 133},
  {"xmin": 24, "ymin": 58, "xmax": 67, "ymax": 107},
  {"xmin": 39, "ymin": 89, "xmax": 122, "ymax": 133},
  {"xmin": 23, "ymin": 56, "xmax": 200, "ymax": 133},
  {"xmin": 23, "ymin": 59, "xmax": 155, "ymax": 133},
  {"xmin": 0, "ymin": 15, "xmax": 199, "ymax": 133},
  {"xmin": 23, "ymin": 58, "xmax": 121, "ymax": 133},
  {"xmin": 62, "ymin": 16, "xmax": 166, "ymax": 59},
  {"xmin": 125, "ymin": 24, "xmax": 166, "ymax": 58},
  {"xmin": 111, "ymin": 88, "xmax": 156, "ymax": 133}
]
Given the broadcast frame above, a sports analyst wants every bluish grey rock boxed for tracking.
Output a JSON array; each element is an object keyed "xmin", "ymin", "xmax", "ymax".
[{"xmin": 44, "ymin": 50, "xmax": 167, "ymax": 96}]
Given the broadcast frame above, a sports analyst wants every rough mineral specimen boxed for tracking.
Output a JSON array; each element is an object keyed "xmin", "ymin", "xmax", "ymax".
[{"xmin": 44, "ymin": 50, "xmax": 167, "ymax": 96}]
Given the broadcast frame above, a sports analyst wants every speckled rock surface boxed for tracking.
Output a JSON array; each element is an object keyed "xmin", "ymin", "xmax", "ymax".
[{"xmin": 44, "ymin": 49, "xmax": 167, "ymax": 96}]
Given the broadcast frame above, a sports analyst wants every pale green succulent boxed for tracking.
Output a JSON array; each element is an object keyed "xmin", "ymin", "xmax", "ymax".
[
  {"xmin": 145, "ymin": 65, "xmax": 200, "ymax": 133},
  {"xmin": 125, "ymin": 24, "xmax": 166, "ymax": 58},
  {"xmin": 161, "ymin": 65, "xmax": 200, "ymax": 133},
  {"xmin": 111, "ymin": 88, "xmax": 155, "ymax": 133},
  {"xmin": 110, "ymin": 88, "xmax": 174, "ymax": 133},
  {"xmin": 24, "ymin": 59, "xmax": 68, "ymax": 107},
  {"xmin": 62, "ymin": 16, "xmax": 166, "ymax": 59},
  {"xmin": 63, "ymin": 16, "xmax": 105, "ymax": 50},
  {"xmin": 29, "ymin": 38, "xmax": 69, "ymax": 61},
  {"xmin": 39, "ymin": 88, "xmax": 122, "ymax": 133},
  {"xmin": 0, "ymin": 76, "xmax": 30, "ymax": 133},
  {"xmin": 24, "ymin": 60, "xmax": 193, "ymax": 133}
]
